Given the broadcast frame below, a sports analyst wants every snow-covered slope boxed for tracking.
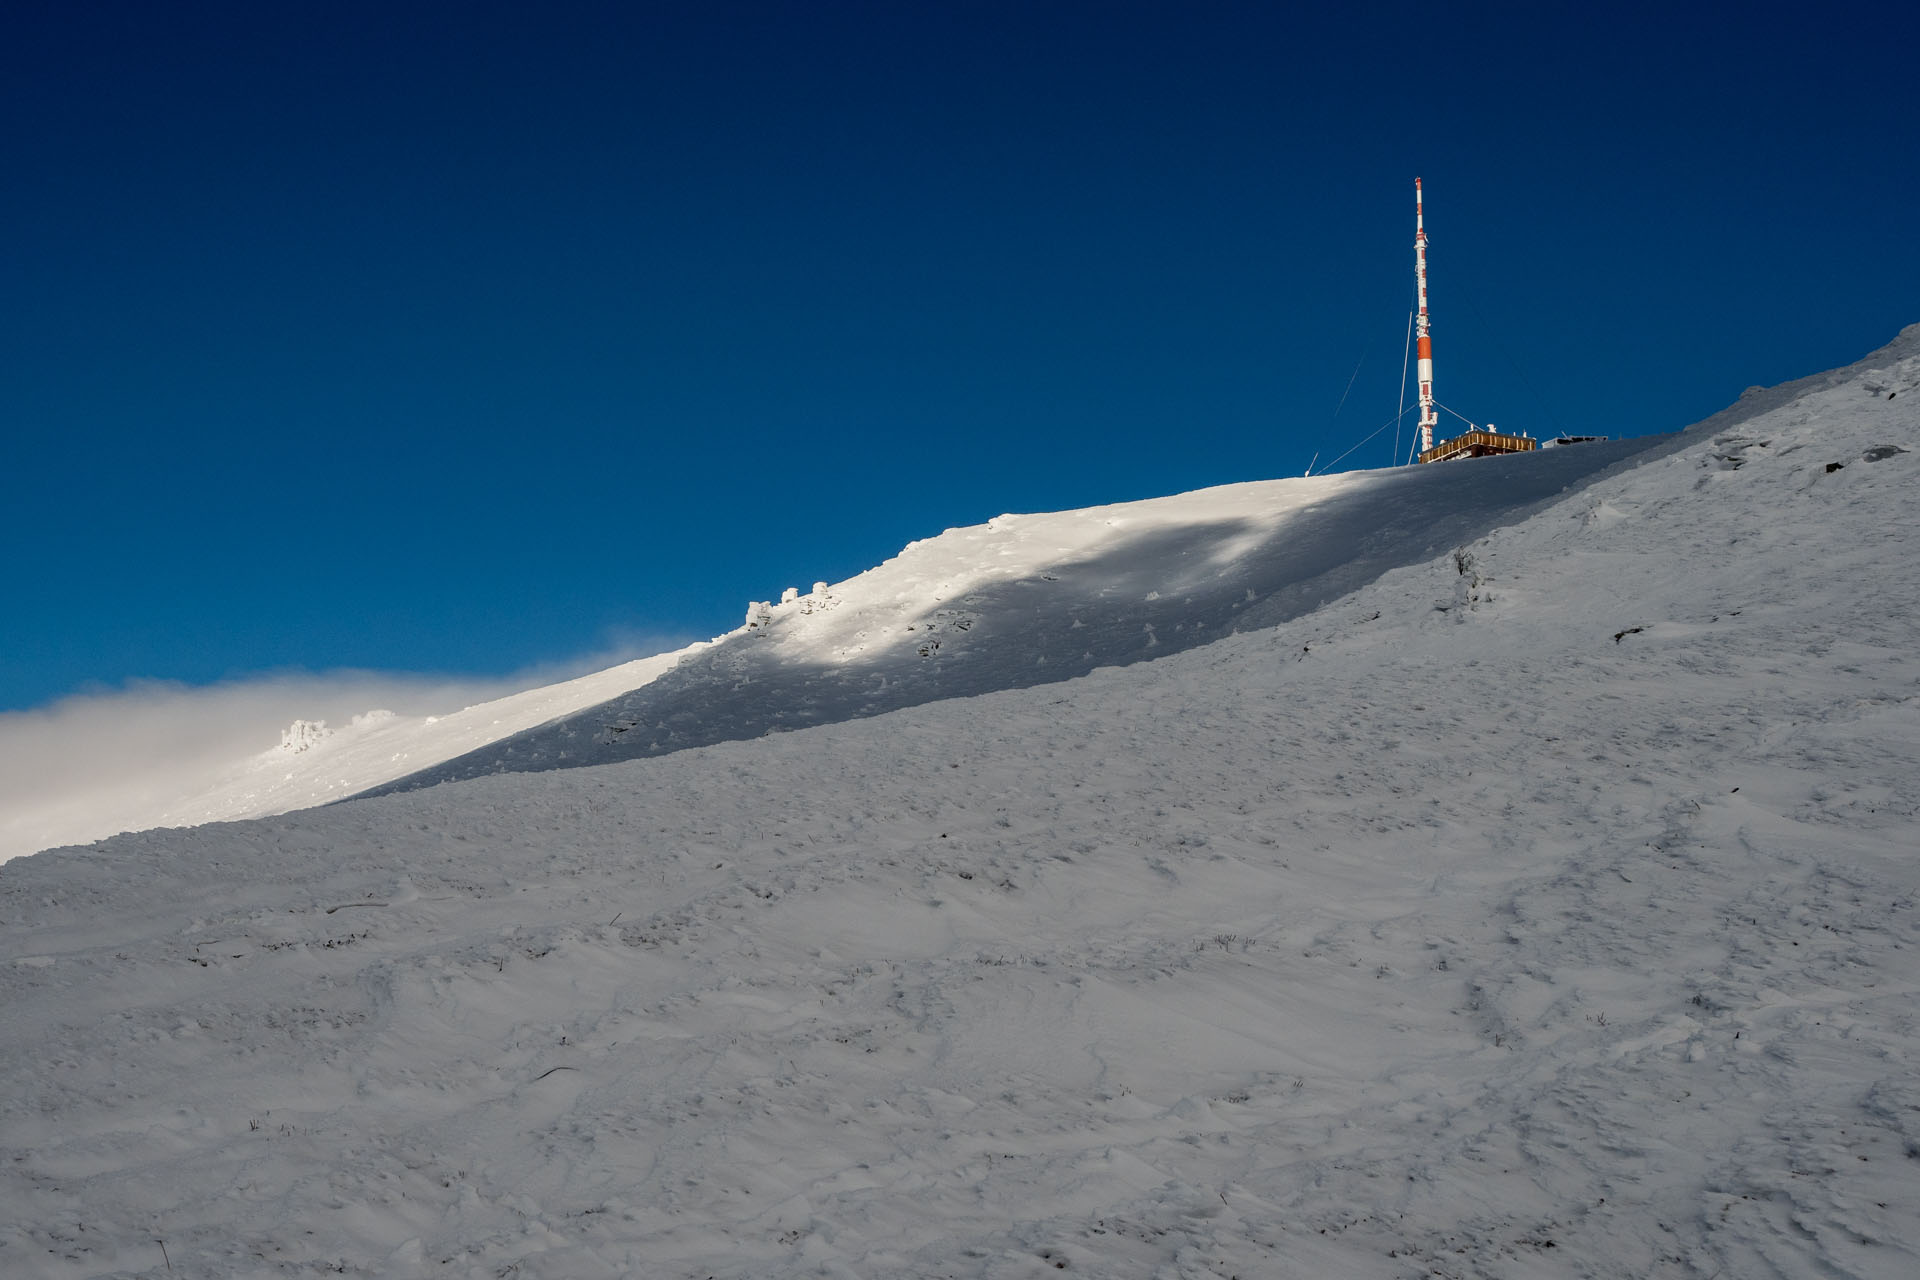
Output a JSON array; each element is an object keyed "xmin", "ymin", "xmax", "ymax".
[
  {"xmin": 3, "ymin": 326, "xmax": 1917, "ymax": 1279},
  {"xmin": 365, "ymin": 320, "xmax": 1920, "ymax": 804},
  {"xmin": 16, "ymin": 319, "xmax": 1877, "ymax": 862},
  {"xmin": 0, "ymin": 419, "xmax": 1661, "ymax": 866},
  {"xmin": 148, "ymin": 646, "xmax": 708, "ymax": 832},
  {"xmin": 362, "ymin": 435, "xmax": 1672, "ymax": 798},
  {"xmin": 0, "ymin": 646, "xmax": 712, "ymax": 865}
]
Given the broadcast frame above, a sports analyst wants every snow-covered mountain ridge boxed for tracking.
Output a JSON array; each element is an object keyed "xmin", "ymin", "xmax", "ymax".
[
  {"xmin": 10, "ymin": 320, "xmax": 1894, "ymax": 861},
  {"xmin": 361, "ymin": 321, "xmax": 1920, "ymax": 804},
  {"xmin": 358, "ymin": 435, "xmax": 1670, "ymax": 799},
  {"xmin": 2, "ymin": 325, "xmax": 1917, "ymax": 1278},
  {"xmin": 0, "ymin": 645, "xmax": 716, "ymax": 865},
  {"xmin": 1, "ymin": 404, "xmax": 1660, "ymax": 865},
  {"xmin": 149, "ymin": 646, "xmax": 708, "ymax": 836},
  {"xmin": 0, "ymin": 413, "xmax": 1659, "ymax": 866}
]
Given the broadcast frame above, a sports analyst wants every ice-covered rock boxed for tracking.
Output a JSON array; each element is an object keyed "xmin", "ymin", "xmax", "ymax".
[{"xmin": 276, "ymin": 718, "xmax": 330, "ymax": 754}]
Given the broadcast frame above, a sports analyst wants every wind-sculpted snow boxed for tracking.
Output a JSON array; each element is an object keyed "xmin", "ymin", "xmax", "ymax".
[
  {"xmin": 364, "ymin": 434, "xmax": 1671, "ymax": 799},
  {"xmin": 0, "ymin": 646, "xmax": 714, "ymax": 864},
  {"xmin": 4, "ymin": 326, "xmax": 1919, "ymax": 1278}
]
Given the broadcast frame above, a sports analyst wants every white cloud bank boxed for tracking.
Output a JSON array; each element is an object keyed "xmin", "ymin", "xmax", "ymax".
[{"xmin": 0, "ymin": 636, "xmax": 697, "ymax": 864}]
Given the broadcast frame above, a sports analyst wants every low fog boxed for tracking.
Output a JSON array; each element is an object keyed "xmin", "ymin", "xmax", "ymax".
[{"xmin": 0, "ymin": 639, "xmax": 690, "ymax": 864}]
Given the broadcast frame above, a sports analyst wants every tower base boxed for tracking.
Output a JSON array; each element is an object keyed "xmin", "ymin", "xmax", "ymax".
[{"xmin": 1418, "ymin": 429, "xmax": 1537, "ymax": 464}]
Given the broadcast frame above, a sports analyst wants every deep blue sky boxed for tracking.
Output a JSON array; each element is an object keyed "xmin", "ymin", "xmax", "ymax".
[{"xmin": 4, "ymin": 1, "xmax": 1914, "ymax": 711}]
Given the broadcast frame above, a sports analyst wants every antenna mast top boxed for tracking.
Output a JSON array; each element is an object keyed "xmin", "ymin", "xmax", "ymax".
[{"xmin": 1405, "ymin": 179, "xmax": 1541, "ymax": 465}]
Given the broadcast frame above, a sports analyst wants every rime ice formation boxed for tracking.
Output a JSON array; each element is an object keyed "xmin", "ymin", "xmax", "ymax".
[{"xmin": 276, "ymin": 718, "xmax": 331, "ymax": 753}]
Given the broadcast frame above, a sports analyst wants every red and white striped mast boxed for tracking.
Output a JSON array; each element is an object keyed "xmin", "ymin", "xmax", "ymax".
[{"xmin": 1414, "ymin": 177, "xmax": 1437, "ymax": 455}]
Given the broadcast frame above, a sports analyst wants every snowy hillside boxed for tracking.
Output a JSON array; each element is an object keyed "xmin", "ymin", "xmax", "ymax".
[
  {"xmin": 146, "ymin": 647, "xmax": 709, "ymax": 837},
  {"xmin": 0, "ymin": 414, "xmax": 1656, "ymax": 867},
  {"xmin": 360, "ymin": 435, "xmax": 1670, "ymax": 799},
  {"xmin": 0, "ymin": 648, "xmax": 711, "ymax": 865},
  {"xmin": 3, "ymin": 325, "xmax": 1917, "ymax": 1279}
]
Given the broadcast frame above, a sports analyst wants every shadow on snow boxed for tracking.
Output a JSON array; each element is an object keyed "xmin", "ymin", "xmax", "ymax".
[{"xmin": 357, "ymin": 434, "xmax": 1676, "ymax": 800}]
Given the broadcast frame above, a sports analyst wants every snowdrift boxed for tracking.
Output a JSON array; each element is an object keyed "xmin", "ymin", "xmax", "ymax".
[{"xmin": 3, "ymin": 324, "xmax": 1917, "ymax": 1278}]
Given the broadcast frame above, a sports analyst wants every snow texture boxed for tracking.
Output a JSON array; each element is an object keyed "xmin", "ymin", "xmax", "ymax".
[
  {"xmin": 3, "ymin": 323, "xmax": 1918, "ymax": 1278},
  {"xmin": 86, "ymin": 646, "xmax": 705, "ymax": 856},
  {"xmin": 362, "ymin": 436, "xmax": 1676, "ymax": 799}
]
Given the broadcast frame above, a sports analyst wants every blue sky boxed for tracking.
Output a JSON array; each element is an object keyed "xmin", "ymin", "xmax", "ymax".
[{"xmin": 4, "ymin": 1, "xmax": 1914, "ymax": 713}]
